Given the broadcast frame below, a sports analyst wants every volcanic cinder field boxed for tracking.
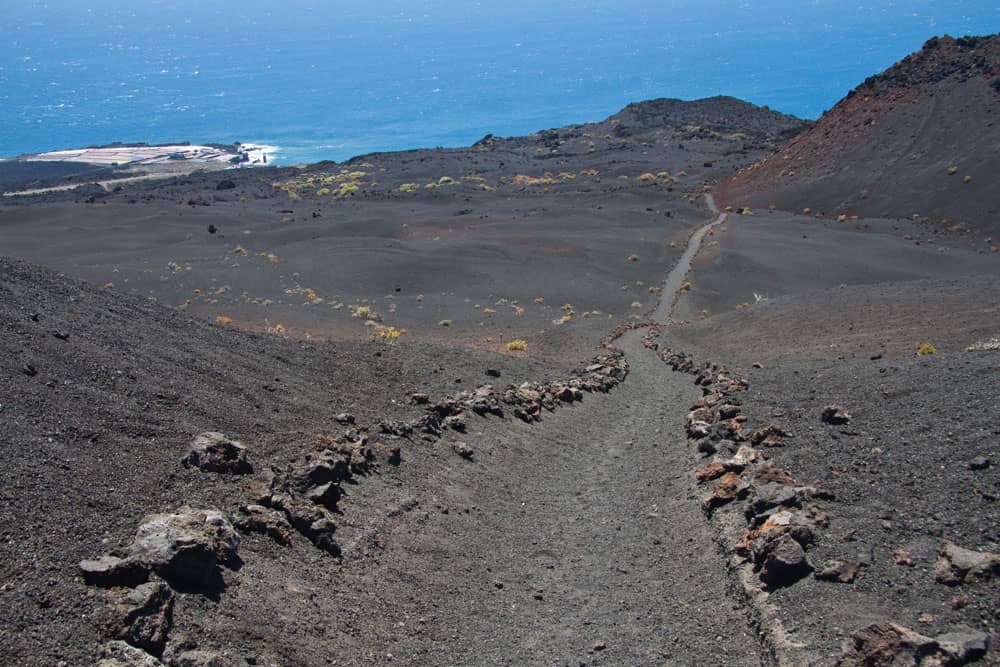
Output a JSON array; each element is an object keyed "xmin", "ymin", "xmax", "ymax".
[{"xmin": 1, "ymin": 35, "xmax": 998, "ymax": 667}]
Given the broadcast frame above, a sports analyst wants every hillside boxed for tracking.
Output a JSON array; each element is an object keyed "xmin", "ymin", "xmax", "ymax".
[{"xmin": 719, "ymin": 35, "xmax": 1000, "ymax": 239}]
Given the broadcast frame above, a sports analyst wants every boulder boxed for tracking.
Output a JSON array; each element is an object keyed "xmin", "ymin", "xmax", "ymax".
[
  {"xmin": 758, "ymin": 534, "xmax": 812, "ymax": 588},
  {"xmin": 444, "ymin": 414, "xmax": 467, "ymax": 432},
  {"xmin": 452, "ymin": 441, "xmax": 475, "ymax": 460},
  {"xmin": 815, "ymin": 559, "xmax": 862, "ymax": 583},
  {"xmin": 703, "ymin": 472, "xmax": 742, "ymax": 513},
  {"xmin": 233, "ymin": 504, "xmax": 294, "ymax": 545},
  {"xmin": 836, "ymin": 624, "xmax": 944, "ymax": 666},
  {"xmin": 128, "ymin": 507, "xmax": 239, "ymax": 586},
  {"xmin": 96, "ymin": 641, "xmax": 165, "ymax": 667},
  {"xmin": 182, "ymin": 432, "xmax": 252, "ymax": 475},
  {"xmin": 97, "ymin": 582, "xmax": 174, "ymax": 657},
  {"xmin": 747, "ymin": 483, "xmax": 800, "ymax": 518},
  {"xmin": 936, "ymin": 630, "xmax": 989, "ymax": 663},
  {"xmin": 717, "ymin": 404, "xmax": 742, "ymax": 419},
  {"xmin": 334, "ymin": 413, "xmax": 355, "ymax": 425},
  {"xmin": 935, "ymin": 541, "xmax": 1000, "ymax": 585},
  {"xmin": 80, "ymin": 555, "xmax": 149, "ymax": 588},
  {"xmin": 288, "ymin": 450, "xmax": 350, "ymax": 492},
  {"xmin": 822, "ymin": 405, "xmax": 852, "ymax": 425},
  {"xmin": 687, "ymin": 421, "xmax": 711, "ymax": 439}
]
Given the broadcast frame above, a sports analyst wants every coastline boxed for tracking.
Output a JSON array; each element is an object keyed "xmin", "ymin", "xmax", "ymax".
[{"xmin": 0, "ymin": 141, "xmax": 280, "ymax": 196}]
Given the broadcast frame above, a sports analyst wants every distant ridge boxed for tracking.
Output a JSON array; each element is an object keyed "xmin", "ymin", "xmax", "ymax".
[{"xmin": 719, "ymin": 35, "xmax": 1000, "ymax": 237}]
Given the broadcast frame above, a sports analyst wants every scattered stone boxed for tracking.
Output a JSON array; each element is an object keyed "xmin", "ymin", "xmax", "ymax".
[
  {"xmin": 96, "ymin": 582, "xmax": 174, "ymax": 658},
  {"xmin": 918, "ymin": 613, "xmax": 935, "ymax": 624},
  {"xmin": 172, "ymin": 650, "xmax": 247, "ymax": 667},
  {"xmin": 703, "ymin": 472, "xmax": 741, "ymax": 513},
  {"xmin": 51, "ymin": 330, "xmax": 70, "ymax": 341},
  {"xmin": 687, "ymin": 421, "xmax": 711, "ymax": 439},
  {"xmin": 758, "ymin": 534, "xmax": 813, "ymax": 587},
  {"xmin": 411, "ymin": 393, "xmax": 431, "ymax": 405},
  {"xmin": 408, "ymin": 414, "xmax": 440, "ymax": 437},
  {"xmin": 593, "ymin": 641, "xmax": 607, "ymax": 651},
  {"xmin": 747, "ymin": 483, "xmax": 800, "ymax": 518},
  {"xmin": 485, "ymin": 368, "xmax": 501, "ymax": 378},
  {"xmin": 837, "ymin": 623, "xmax": 944, "ymax": 667},
  {"xmin": 749, "ymin": 424, "xmax": 789, "ymax": 447},
  {"xmin": 234, "ymin": 504, "xmax": 294, "ymax": 545},
  {"xmin": 950, "ymin": 594, "xmax": 970, "ymax": 610},
  {"xmin": 128, "ymin": 507, "xmax": 240, "ymax": 587},
  {"xmin": 934, "ymin": 540, "xmax": 1000, "ymax": 585},
  {"xmin": 21, "ymin": 363, "xmax": 37, "ymax": 377},
  {"xmin": 717, "ymin": 404, "xmax": 742, "ymax": 419},
  {"xmin": 821, "ymin": 405, "xmax": 851, "ymax": 425},
  {"xmin": 968, "ymin": 456, "xmax": 990, "ymax": 471},
  {"xmin": 936, "ymin": 630, "xmax": 989, "ymax": 663},
  {"xmin": 444, "ymin": 414, "xmax": 467, "ymax": 432},
  {"xmin": 96, "ymin": 641, "xmax": 165, "ymax": 667},
  {"xmin": 892, "ymin": 549, "xmax": 915, "ymax": 567},
  {"xmin": 215, "ymin": 180, "xmax": 237, "ymax": 191},
  {"xmin": 815, "ymin": 559, "xmax": 862, "ymax": 583},
  {"xmin": 79, "ymin": 555, "xmax": 149, "ymax": 588},
  {"xmin": 288, "ymin": 450, "xmax": 351, "ymax": 492},
  {"xmin": 694, "ymin": 461, "xmax": 727, "ymax": 483},
  {"xmin": 334, "ymin": 413, "xmax": 356, "ymax": 425},
  {"xmin": 754, "ymin": 465, "xmax": 797, "ymax": 487},
  {"xmin": 182, "ymin": 432, "xmax": 252, "ymax": 475},
  {"xmin": 452, "ymin": 441, "xmax": 474, "ymax": 460}
]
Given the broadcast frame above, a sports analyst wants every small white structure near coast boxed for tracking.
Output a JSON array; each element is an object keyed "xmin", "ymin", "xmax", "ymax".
[{"xmin": 21, "ymin": 142, "xmax": 277, "ymax": 168}]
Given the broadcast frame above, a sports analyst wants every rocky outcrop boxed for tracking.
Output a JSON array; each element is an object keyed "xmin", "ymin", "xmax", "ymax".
[
  {"xmin": 96, "ymin": 582, "xmax": 174, "ymax": 658},
  {"xmin": 935, "ymin": 541, "xmax": 1000, "ymax": 585},
  {"xmin": 837, "ymin": 623, "xmax": 989, "ymax": 666},
  {"xmin": 128, "ymin": 507, "xmax": 240, "ymax": 587},
  {"xmin": 182, "ymin": 432, "xmax": 252, "ymax": 475}
]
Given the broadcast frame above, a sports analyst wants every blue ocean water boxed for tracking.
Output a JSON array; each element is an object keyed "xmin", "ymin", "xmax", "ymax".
[{"xmin": 1, "ymin": 1, "xmax": 996, "ymax": 165}]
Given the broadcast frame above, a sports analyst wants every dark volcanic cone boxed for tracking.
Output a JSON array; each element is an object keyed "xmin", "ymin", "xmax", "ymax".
[{"xmin": 719, "ymin": 34, "xmax": 1000, "ymax": 236}]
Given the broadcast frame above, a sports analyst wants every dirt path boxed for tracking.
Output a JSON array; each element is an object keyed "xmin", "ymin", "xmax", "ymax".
[
  {"xmin": 652, "ymin": 193, "xmax": 728, "ymax": 323},
  {"xmin": 327, "ymin": 198, "xmax": 761, "ymax": 665},
  {"xmin": 338, "ymin": 330, "xmax": 761, "ymax": 665}
]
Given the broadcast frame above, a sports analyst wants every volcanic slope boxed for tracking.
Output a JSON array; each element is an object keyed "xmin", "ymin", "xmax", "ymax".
[
  {"xmin": 0, "ymin": 96, "xmax": 806, "ymax": 360},
  {"xmin": 720, "ymin": 34, "xmax": 1000, "ymax": 240}
]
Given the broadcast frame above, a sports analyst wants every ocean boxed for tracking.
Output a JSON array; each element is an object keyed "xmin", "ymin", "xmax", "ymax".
[{"xmin": 1, "ymin": 0, "xmax": 996, "ymax": 165}]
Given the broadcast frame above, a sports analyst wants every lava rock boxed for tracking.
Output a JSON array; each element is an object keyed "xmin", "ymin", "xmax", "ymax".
[
  {"xmin": 182, "ymin": 432, "xmax": 252, "ymax": 475},
  {"xmin": 96, "ymin": 640, "xmax": 165, "ymax": 667},
  {"xmin": 444, "ymin": 414, "xmax": 467, "ymax": 432},
  {"xmin": 215, "ymin": 179, "xmax": 237, "ymax": 191},
  {"xmin": 837, "ymin": 623, "xmax": 944, "ymax": 666},
  {"xmin": 934, "ymin": 540, "xmax": 1000, "ymax": 585},
  {"xmin": 128, "ymin": 507, "xmax": 240, "ymax": 587},
  {"xmin": 452, "ymin": 441, "xmax": 475, "ymax": 460},
  {"xmin": 815, "ymin": 559, "xmax": 862, "ymax": 583},
  {"xmin": 968, "ymin": 456, "xmax": 990, "ymax": 471},
  {"xmin": 758, "ymin": 534, "xmax": 813, "ymax": 587},
  {"xmin": 234, "ymin": 504, "xmax": 294, "ymax": 545},
  {"xmin": 936, "ymin": 630, "xmax": 990, "ymax": 663},
  {"xmin": 747, "ymin": 483, "xmax": 800, "ymax": 518},
  {"xmin": 97, "ymin": 582, "xmax": 174, "ymax": 658},
  {"xmin": 822, "ymin": 405, "xmax": 852, "ymax": 425},
  {"xmin": 80, "ymin": 555, "xmax": 149, "ymax": 588},
  {"xmin": 172, "ymin": 650, "xmax": 248, "ymax": 667}
]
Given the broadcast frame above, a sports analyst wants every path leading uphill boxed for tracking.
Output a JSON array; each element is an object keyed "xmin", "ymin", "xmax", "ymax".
[
  {"xmin": 653, "ymin": 193, "xmax": 728, "ymax": 323},
  {"xmin": 329, "ymin": 198, "xmax": 760, "ymax": 665}
]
